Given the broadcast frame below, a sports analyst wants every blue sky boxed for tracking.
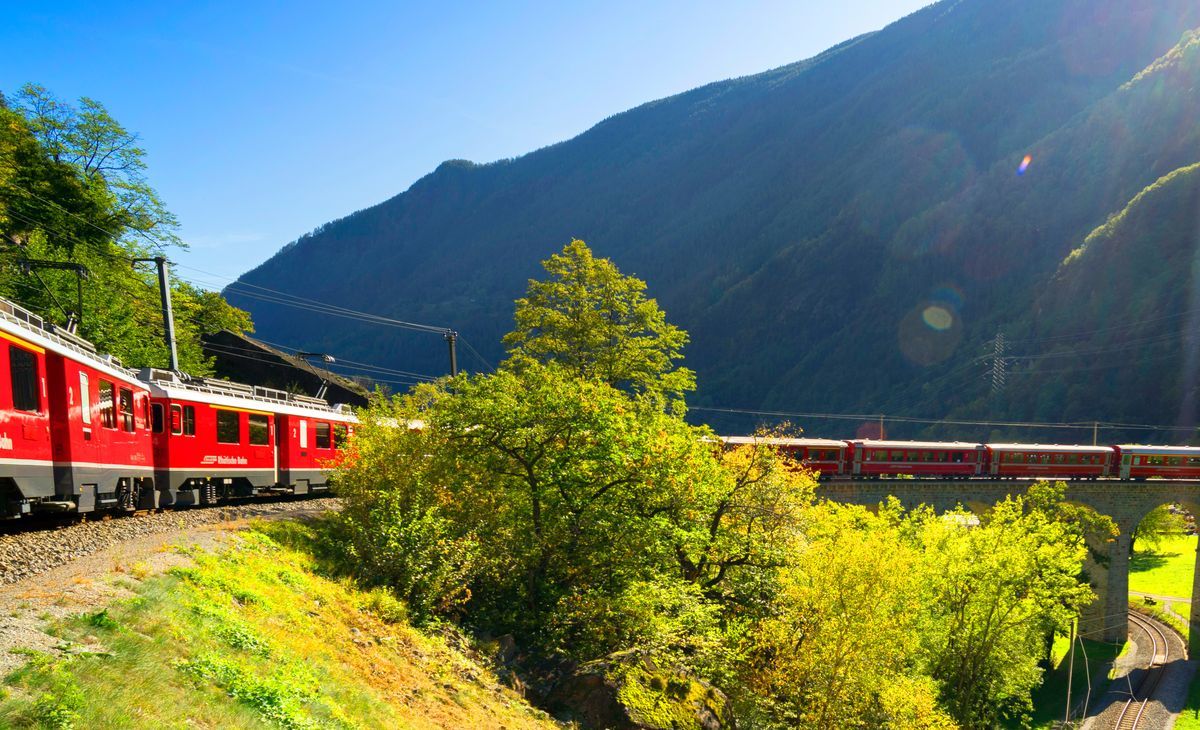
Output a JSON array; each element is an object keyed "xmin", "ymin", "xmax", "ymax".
[{"xmin": 2, "ymin": 1, "xmax": 930, "ymax": 286}]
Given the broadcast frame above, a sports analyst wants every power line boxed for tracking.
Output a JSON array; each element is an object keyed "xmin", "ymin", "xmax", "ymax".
[
  {"xmin": 689, "ymin": 405, "xmax": 1200, "ymax": 434},
  {"xmin": 198, "ymin": 342, "xmax": 430, "ymax": 387},
  {"xmin": 200, "ymin": 339, "xmax": 438, "ymax": 383}
]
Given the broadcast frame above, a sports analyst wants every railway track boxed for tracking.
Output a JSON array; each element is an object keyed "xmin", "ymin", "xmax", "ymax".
[{"xmin": 1111, "ymin": 611, "xmax": 1183, "ymax": 730}]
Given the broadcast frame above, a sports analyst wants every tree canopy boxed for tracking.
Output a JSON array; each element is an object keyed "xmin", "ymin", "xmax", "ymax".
[
  {"xmin": 333, "ymin": 240, "xmax": 1104, "ymax": 728},
  {"xmin": 503, "ymin": 239, "xmax": 694, "ymax": 409},
  {"xmin": 0, "ymin": 84, "xmax": 250, "ymax": 373}
]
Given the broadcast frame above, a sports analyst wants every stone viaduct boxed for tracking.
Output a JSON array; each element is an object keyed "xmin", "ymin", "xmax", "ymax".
[{"xmin": 817, "ymin": 479, "xmax": 1200, "ymax": 652}]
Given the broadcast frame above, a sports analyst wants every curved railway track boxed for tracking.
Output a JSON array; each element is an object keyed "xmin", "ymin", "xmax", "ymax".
[{"xmin": 1111, "ymin": 611, "xmax": 1184, "ymax": 730}]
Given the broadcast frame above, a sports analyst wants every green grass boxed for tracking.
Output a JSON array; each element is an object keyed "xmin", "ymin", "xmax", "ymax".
[
  {"xmin": 1178, "ymin": 678, "xmax": 1200, "ymax": 730},
  {"xmin": 1023, "ymin": 636, "xmax": 1126, "ymax": 729},
  {"xmin": 1129, "ymin": 534, "xmax": 1197, "ymax": 599},
  {"xmin": 0, "ymin": 518, "xmax": 556, "ymax": 729}
]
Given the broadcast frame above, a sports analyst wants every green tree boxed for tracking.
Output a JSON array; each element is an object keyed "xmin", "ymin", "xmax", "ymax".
[
  {"xmin": 503, "ymin": 239, "xmax": 695, "ymax": 409},
  {"xmin": 12, "ymin": 83, "xmax": 180, "ymax": 247},
  {"xmin": 0, "ymin": 84, "xmax": 251, "ymax": 373},
  {"xmin": 744, "ymin": 502, "xmax": 956, "ymax": 729},
  {"xmin": 1131, "ymin": 504, "xmax": 1189, "ymax": 554},
  {"xmin": 914, "ymin": 490, "xmax": 1095, "ymax": 728}
]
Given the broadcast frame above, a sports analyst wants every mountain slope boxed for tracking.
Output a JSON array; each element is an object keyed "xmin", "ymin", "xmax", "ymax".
[{"xmin": 230, "ymin": 0, "xmax": 1200, "ymax": 437}]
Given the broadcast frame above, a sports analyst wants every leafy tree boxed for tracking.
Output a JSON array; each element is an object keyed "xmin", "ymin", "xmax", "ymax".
[
  {"xmin": 914, "ymin": 489, "xmax": 1095, "ymax": 727},
  {"xmin": 12, "ymin": 83, "xmax": 179, "ymax": 248},
  {"xmin": 744, "ymin": 502, "xmax": 955, "ymax": 729},
  {"xmin": 503, "ymin": 240, "xmax": 694, "ymax": 409},
  {"xmin": 1131, "ymin": 504, "xmax": 1190, "ymax": 554},
  {"xmin": 0, "ymin": 85, "xmax": 251, "ymax": 373}
]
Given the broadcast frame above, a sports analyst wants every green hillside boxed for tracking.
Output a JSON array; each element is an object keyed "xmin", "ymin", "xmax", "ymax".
[{"xmin": 229, "ymin": 0, "xmax": 1200, "ymax": 439}]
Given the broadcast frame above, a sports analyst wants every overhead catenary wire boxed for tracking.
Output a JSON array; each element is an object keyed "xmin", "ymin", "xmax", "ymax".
[
  {"xmin": 9, "ymin": 184, "xmax": 457, "ymax": 336},
  {"xmin": 202, "ymin": 338, "xmax": 439, "ymax": 382},
  {"xmin": 197, "ymin": 343, "xmax": 430, "ymax": 387},
  {"xmin": 688, "ymin": 405, "xmax": 1200, "ymax": 434}
]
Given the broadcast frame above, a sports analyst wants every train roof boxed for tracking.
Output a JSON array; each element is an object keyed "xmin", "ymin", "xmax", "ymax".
[
  {"xmin": 987, "ymin": 443, "xmax": 1113, "ymax": 453},
  {"xmin": 721, "ymin": 436, "xmax": 847, "ymax": 448},
  {"xmin": 1115, "ymin": 445, "xmax": 1200, "ymax": 454},
  {"xmin": 0, "ymin": 297, "xmax": 143, "ymax": 386},
  {"xmin": 138, "ymin": 368, "xmax": 356, "ymax": 421},
  {"xmin": 853, "ymin": 440, "xmax": 982, "ymax": 449}
]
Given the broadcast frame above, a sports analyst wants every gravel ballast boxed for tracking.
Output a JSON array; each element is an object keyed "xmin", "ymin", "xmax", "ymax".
[{"xmin": 0, "ymin": 498, "xmax": 340, "ymax": 585}]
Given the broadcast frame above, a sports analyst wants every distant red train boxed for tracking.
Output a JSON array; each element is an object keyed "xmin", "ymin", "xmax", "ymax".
[
  {"xmin": 0, "ymin": 297, "xmax": 354, "ymax": 520},
  {"xmin": 722, "ymin": 437, "xmax": 1200, "ymax": 481}
]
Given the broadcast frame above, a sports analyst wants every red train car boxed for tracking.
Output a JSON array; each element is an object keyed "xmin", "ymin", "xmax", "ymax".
[
  {"xmin": 1114, "ymin": 445, "xmax": 1200, "ymax": 480},
  {"xmin": 0, "ymin": 303, "xmax": 53, "ymax": 517},
  {"xmin": 140, "ymin": 369, "xmax": 354, "ymax": 506},
  {"xmin": 850, "ymin": 440, "xmax": 983, "ymax": 477},
  {"xmin": 276, "ymin": 409, "xmax": 354, "ymax": 493},
  {"xmin": 721, "ymin": 436, "xmax": 848, "ymax": 477},
  {"xmin": 985, "ymin": 443, "xmax": 1112, "ymax": 480},
  {"xmin": 1, "ymin": 299, "xmax": 154, "ymax": 517}
]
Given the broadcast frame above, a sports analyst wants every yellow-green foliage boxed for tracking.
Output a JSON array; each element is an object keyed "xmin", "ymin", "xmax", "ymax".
[
  {"xmin": 0, "ymin": 520, "xmax": 556, "ymax": 729},
  {"xmin": 1061, "ymin": 161, "xmax": 1200, "ymax": 267},
  {"xmin": 605, "ymin": 655, "xmax": 727, "ymax": 730}
]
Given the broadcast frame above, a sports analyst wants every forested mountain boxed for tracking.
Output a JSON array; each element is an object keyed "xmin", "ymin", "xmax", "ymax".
[{"xmin": 231, "ymin": 0, "xmax": 1200, "ymax": 440}]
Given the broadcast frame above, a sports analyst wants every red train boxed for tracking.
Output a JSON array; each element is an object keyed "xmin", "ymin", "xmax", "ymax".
[
  {"xmin": 0, "ymin": 297, "xmax": 354, "ymax": 519},
  {"xmin": 720, "ymin": 438, "xmax": 1200, "ymax": 481}
]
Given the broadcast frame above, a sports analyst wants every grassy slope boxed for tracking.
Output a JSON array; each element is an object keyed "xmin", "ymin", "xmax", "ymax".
[
  {"xmin": 1130, "ymin": 534, "xmax": 1200, "ymax": 729},
  {"xmin": 1129, "ymin": 534, "xmax": 1197, "ymax": 600},
  {"xmin": 1024, "ymin": 637, "xmax": 1125, "ymax": 729},
  {"xmin": 0, "ymin": 520, "xmax": 557, "ymax": 729}
]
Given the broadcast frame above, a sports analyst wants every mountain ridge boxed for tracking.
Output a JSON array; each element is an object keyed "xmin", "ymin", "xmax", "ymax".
[{"xmin": 230, "ymin": 0, "xmax": 1200, "ymax": 439}]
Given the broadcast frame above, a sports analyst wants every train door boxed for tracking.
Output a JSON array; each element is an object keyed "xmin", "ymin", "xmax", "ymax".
[
  {"xmin": 1119, "ymin": 453, "xmax": 1132, "ymax": 479},
  {"xmin": 273, "ymin": 414, "xmax": 281, "ymax": 486},
  {"xmin": 851, "ymin": 444, "xmax": 863, "ymax": 476}
]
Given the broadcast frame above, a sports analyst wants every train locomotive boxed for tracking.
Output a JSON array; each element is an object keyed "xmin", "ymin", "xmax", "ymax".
[
  {"xmin": 723, "ymin": 437, "xmax": 1200, "ymax": 481},
  {"xmin": 0, "ymin": 297, "xmax": 354, "ymax": 520}
]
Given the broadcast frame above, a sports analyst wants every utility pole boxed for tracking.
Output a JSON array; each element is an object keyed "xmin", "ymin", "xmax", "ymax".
[
  {"xmin": 445, "ymin": 329, "xmax": 458, "ymax": 376},
  {"xmin": 133, "ymin": 256, "xmax": 179, "ymax": 371},
  {"xmin": 990, "ymin": 331, "xmax": 1007, "ymax": 395},
  {"xmin": 1093, "ymin": 421, "xmax": 1099, "ymax": 447},
  {"xmin": 1064, "ymin": 617, "xmax": 1077, "ymax": 725}
]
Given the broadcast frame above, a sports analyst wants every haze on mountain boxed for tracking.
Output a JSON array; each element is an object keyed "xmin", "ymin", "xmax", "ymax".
[{"xmin": 230, "ymin": 0, "xmax": 1200, "ymax": 442}]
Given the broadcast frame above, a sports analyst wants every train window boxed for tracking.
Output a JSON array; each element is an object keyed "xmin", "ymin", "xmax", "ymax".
[
  {"xmin": 248, "ymin": 414, "xmax": 270, "ymax": 446},
  {"xmin": 1190, "ymin": 457, "xmax": 1200, "ymax": 467},
  {"xmin": 170, "ymin": 405, "xmax": 182, "ymax": 435},
  {"xmin": 79, "ymin": 372, "xmax": 91, "ymax": 424},
  {"xmin": 1169, "ymin": 456, "xmax": 1184, "ymax": 466},
  {"xmin": 99, "ymin": 380, "xmax": 116, "ymax": 428},
  {"xmin": 8, "ymin": 345, "xmax": 39, "ymax": 412},
  {"xmin": 953, "ymin": 452, "xmax": 964, "ymax": 463},
  {"xmin": 216, "ymin": 410, "xmax": 240, "ymax": 444},
  {"xmin": 183, "ymin": 406, "xmax": 195, "ymax": 436},
  {"xmin": 1149, "ymin": 456, "xmax": 1164, "ymax": 466},
  {"xmin": 334, "ymin": 424, "xmax": 348, "ymax": 449},
  {"xmin": 152, "ymin": 404, "xmax": 164, "ymax": 433},
  {"xmin": 316, "ymin": 422, "xmax": 331, "ymax": 449},
  {"xmin": 891, "ymin": 450, "xmax": 904, "ymax": 460},
  {"xmin": 119, "ymin": 388, "xmax": 134, "ymax": 432}
]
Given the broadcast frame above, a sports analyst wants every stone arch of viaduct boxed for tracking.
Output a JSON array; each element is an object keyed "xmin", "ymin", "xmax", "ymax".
[{"xmin": 818, "ymin": 479, "xmax": 1200, "ymax": 652}]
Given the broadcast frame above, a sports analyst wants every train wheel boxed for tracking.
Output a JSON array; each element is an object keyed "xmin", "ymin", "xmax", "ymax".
[{"xmin": 117, "ymin": 479, "xmax": 139, "ymax": 512}]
